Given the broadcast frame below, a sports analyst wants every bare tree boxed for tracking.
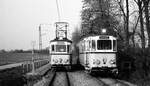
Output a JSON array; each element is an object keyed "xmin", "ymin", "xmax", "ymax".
[
  {"xmin": 116, "ymin": 0, "xmax": 130, "ymax": 48},
  {"xmin": 143, "ymin": 0, "xmax": 150, "ymax": 47},
  {"xmin": 130, "ymin": 15, "xmax": 140, "ymax": 48},
  {"xmin": 134, "ymin": 0, "xmax": 146, "ymax": 49},
  {"xmin": 133, "ymin": 0, "xmax": 150, "ymax": 77},
  {"xmin": 126, "ymin": 0, "xmax": 130, "ymax": 47}
]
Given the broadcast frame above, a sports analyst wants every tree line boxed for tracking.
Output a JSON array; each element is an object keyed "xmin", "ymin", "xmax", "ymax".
[
  {"xmin": 0, "ymin": 49, "xmax": 49, "ymax": 54},
  {"xmin": 73, "ymin": 0, "xmax": 150, "ymax": 50},
  {"xmin": 72, "ymin": 0, "xmax": 150, "ymax": 85}
]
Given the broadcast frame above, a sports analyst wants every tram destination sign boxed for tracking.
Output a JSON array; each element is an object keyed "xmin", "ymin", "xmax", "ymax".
[{"xmin": 99, "ymin": 35, "xmax": 109, "ymax": 39}]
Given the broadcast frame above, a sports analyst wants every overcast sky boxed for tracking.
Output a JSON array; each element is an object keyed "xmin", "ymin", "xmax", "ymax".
[{"xmin": 0, "ymin": 0, "xmax": 82, "ymax": 50}]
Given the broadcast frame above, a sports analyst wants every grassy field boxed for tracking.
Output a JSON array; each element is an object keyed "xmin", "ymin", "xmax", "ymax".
[
  {"xmin": 0, "ymin": 53, "xmax": 49, "ymax": 66},
  {"xmin": 0, "ymin": 53, "xmax": 50, "ymax": 86}
]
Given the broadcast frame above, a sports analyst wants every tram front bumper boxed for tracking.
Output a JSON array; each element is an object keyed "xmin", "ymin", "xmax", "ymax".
[
  {"xmin": 51, "ymin": 64, "xmax": 70, "ymax": 67},
  {"xmin": 91, "ymin": 67, "xmax": 118, "ymax": 74}
]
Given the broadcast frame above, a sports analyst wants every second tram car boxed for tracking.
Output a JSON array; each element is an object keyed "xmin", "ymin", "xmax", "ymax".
[
  {"xmin": 77, "ymin": 35, "xmax": 118, "ymax": 75},
  {"xmin": 49, "ymin": 38, "xmax": 72, "ymax": 69}
]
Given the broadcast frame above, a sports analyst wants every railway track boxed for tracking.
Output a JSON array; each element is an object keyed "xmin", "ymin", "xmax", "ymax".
[
  {"xmin": 83, "ymin": 72, "xmax": 109, "ymax": 86},
  {"xmin": 34, "ymin": 70, "xmax": 136, "ymax": 86},
  {"xmin": 48, "ymin": 68, "xmax": 71, "ymax": 86},
  {"xmin": 46, "ymin": 69, "xmax": 70, "ymax": 86},
  {"xmin": 41, "ymin": 68, "xmax": 71, "ymax": 86},
  {"xmin": 91, "ymin": 73, "xmax": 133, "ymax": 86},
  {"xmin": 76, "ymin": 71, "xmax": 135, "ymax": 86}
]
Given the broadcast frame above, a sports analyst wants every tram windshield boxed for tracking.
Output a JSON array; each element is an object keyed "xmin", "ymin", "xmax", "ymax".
[
  {"xmin": 97, "ymin": 40, "xmax": 112, "ymax": 50},
  {"xmin": 56, "ymin": 45, "xmax": 66, "ymax": 52}
]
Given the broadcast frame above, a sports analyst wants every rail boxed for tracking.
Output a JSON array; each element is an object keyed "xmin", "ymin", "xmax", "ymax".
[
  {"xmin": 65, "ymin": 70, "xmax": 71, "ymax": 86},
  {"xmin": 48, "ymin": 69, "xmax": 57, "ymax": 86}
]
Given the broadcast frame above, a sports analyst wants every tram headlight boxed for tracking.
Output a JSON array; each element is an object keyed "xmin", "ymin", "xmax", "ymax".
[{"xmin": 102, "ymin": 28, "xmax": 107, "ymax": 34}]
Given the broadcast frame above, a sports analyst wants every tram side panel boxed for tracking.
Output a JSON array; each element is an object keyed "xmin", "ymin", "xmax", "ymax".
[
  {"xmin": 79, "ymin": 53, "xmax": 85, "ymax": 68},
  {"xmin": 85, "ymin": 53, "xmax": 117, "ymax": 70},
  {"xmin": 50, "ymin": 54, "xmax": 71, "ymax": 67}
]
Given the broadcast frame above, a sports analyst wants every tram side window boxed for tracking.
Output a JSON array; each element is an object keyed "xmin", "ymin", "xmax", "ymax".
[
  {"xmin": 82, "ymin": 41, "xmax": 85, "ymax": 52},
  {"xmin": 92, "ymin": 40, "xmax": 96, "ymax": 50},
  {"xmin": 113, "ymin": 40, "xmax": 117, "ymax": 51},
  {"xmin": 85, "ymin": 40, "xmax": 90, "ymax": 51},
  {"xmin": 51, "ymin": 45, "xmax": 55, "ymax": 51}
]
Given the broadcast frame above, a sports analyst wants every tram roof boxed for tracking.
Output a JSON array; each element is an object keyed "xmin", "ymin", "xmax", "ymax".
[
  {"xmin": 80, "ymin": 35, "xmax": 117, "ymax": 41},
  {"xmin": 50, "ymin": 38, "xmax": 72, "ymax": 43}
]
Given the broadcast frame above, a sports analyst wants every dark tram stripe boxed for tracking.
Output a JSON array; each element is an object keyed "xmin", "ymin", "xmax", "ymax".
[
  {"xmin": 50, "ymin": 53, "xmax": 71, "ymax": 55},
  {"xmin": 79, "ymin": 52, "xmax": 116, "ymax": 54}
]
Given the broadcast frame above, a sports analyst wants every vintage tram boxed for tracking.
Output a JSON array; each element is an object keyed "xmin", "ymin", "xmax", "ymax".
[
  {"xmin": 49, "ymin": 22, "xmax": 72, "ymax": 70},
  {"xmin": 77, "ymin": 33, "xmax": 118, "ymax": 75}
]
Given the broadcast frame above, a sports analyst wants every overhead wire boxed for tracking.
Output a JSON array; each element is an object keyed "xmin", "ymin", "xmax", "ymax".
[
  {"xmin": 55, "ymin": 0, "xmax": 71, "ymax": 39},
  {"xmin": 56, "ymin": 0, "xmax": 61, "ymax": 21}
]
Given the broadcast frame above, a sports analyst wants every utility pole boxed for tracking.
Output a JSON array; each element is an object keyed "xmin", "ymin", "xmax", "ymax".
[
  {"xmin": 39, "ymin": 24, "xmax": 51, "ymax": 53},
  {"xmin": 39, "ymin": 25, "xmax": 42, "ymax": 52},
  {"xmin": 32, "ymin": 41, "xmax": 35, "ymax": 74},
  {"xmin": 28, "ymin": 41, "xmax": 37, "ymax": 75}
]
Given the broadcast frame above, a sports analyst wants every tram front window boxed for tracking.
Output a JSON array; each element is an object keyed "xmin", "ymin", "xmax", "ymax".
[
  {"xmin": 97, "ymin": 40, "xmax": 111, "ymax": 50},
  {"xmin": 56, "ymin": 45, "xmax": 66, "ymax": 52},
  {"xmin": 67, "ymin": 45, "xmax": 70, "ymax": 53}
]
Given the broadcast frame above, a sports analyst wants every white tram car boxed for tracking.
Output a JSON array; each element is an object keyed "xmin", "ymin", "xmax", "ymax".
[
  {"xmin": 78, "ymin": 35, "xmax": 118, "ymax": 74},
  {"xmin": 49, "ymin": 38, "xmax": 72, "ymax": 69}
]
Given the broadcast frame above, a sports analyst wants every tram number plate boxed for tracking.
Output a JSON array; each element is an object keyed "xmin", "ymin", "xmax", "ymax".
[{"xmin": 99, "ymin": 36, "xmax": 109, "ymax": 39}]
